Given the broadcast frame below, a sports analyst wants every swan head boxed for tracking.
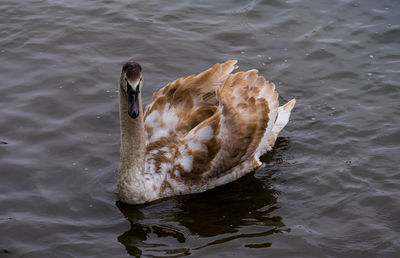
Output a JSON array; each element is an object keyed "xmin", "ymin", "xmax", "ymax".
[{"xmin": 120, "ymin": 62, "xmax": 143, "ymax": 119}]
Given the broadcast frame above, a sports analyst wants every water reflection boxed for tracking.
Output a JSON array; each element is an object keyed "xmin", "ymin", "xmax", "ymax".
[{"xmin": 116, "ymin": 138, "xmax": 290, "ymax": 256}]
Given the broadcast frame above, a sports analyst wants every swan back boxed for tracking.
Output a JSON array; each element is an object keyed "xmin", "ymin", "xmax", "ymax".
[{"xmin": 140, "ymin": 60, "xmax": 295, "ymax": 198}]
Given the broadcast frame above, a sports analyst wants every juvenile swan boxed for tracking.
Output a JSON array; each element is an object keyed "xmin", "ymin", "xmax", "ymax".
[{"xmin": 118, "ymin": 60, "xmax": 295, "ymax": 204}]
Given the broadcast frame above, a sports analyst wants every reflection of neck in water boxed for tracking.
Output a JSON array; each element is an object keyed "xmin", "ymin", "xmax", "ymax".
[{"xmin": 116, "ymin": 141, "xmax": 291, "ymax": 257}]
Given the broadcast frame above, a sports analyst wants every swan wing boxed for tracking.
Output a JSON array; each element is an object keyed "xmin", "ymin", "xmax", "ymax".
[
  {"xmin": 143, "ymin": 60, "xmax": 237, "ymax": 146},
  {"xmin": 143, "ymin": 61, "xmax": 295, "ymax": 192},
  {"xmin": 172, "ymin": 65, "xmax": 295, "ymax": 191},
  {"xmin": 141, "ymin": 61, "xmax": 237, "ymax": 188},
  {"xmin": 206, "ymin": 69, "xmax": 281, "ymax": 180}
]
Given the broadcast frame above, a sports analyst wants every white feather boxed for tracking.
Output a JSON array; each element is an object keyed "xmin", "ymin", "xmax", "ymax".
[{"xmin": 175, "ymin": 144, "xmax": 193, "ymax": 171}]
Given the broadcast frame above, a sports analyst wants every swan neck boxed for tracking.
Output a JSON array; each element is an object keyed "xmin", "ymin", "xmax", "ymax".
[{"xmin": 118, "ymin": 88, "xmax": 147, "ymax": 204}]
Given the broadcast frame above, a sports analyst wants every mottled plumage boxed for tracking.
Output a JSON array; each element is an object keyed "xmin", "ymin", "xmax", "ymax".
[{"xmin": 118, "ymin": 60, "xmax": 295, "ymax": 204}]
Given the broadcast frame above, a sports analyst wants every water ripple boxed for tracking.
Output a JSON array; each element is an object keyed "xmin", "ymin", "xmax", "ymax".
[{"xmin": 1, "ymin": 0, "xmax": 400, "ymax": 257}]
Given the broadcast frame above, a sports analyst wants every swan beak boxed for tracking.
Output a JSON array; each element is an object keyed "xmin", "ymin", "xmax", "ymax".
[{"xmin": 127, "ymin": 85, "xmax": 140, "ymax": 119}]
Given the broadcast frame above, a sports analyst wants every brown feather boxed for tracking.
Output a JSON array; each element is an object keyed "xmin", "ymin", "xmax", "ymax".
[{"xmin": 143, "ymin": 60, "xmax": 290, "ymax": 190}]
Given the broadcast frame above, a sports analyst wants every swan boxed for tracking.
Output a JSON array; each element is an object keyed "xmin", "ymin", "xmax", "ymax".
[{"xmin": 118, "ymin": 60, "xmax": 295, "ymax": 204}]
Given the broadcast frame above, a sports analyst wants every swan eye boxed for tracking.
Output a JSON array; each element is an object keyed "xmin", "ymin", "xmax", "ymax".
[
  {"xmin": 124, "ymin": 78, "xmax": 131, "ymax": 90},
  {"xmin": 136, "ymin": 78, "xmax": 142, "ymax": 91},
  {"xmin": 136, "ymin": 78, "xmax": 142, "ymax": 87}
]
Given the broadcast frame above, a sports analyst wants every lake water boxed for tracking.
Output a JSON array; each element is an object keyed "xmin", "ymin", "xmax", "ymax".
[{"xmin": 1, "ymin": 0, "xmax": 399, "ymax": 257}]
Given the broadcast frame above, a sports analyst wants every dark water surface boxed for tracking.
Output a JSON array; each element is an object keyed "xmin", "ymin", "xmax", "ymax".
[{"xmin": 1, "ymin": 0, "xmax": 400, "ymax": 257}]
